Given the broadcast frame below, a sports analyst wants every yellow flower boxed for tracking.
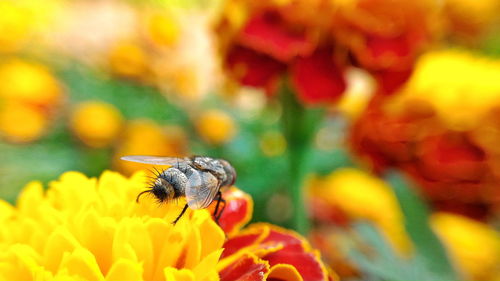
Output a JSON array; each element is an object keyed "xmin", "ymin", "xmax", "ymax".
[
  {"xmin": 70, "ymin": 101, "xmax": 124, "ymax": 148},
  {"xmin": 386, "ymin": 50, "xmax": 500, "ymax": 131},
  {"xmin": 108, "ymin": 41, "xmax": 149, "ymax": 79},
  {"xmin": 113, "ymin": 119, "xmax": 188, "ymax": 175},
  {"xmin": 144, "ymin": 12, "xmax": 180, "ymax": 47},
  {"xmin": 308, "ymin": 168, "xmax": 412, "ymax": 255},
  {"xmin": 0, "ymin": 101, "xmax": 48, "ymax": 143},
  {"xmin": 259, "ymin": 131, "xmax": 286, "ymax": 157},
  {"xmin": 195, "ymin": 110, "xmax": 237, "ymax": 146},
  {"xmin": 444, "ymin": 0, "xmax": 500, "ymax": 39},
  {"xmin": 0, "ymin": 59, "xmax": 63, "ymax": 108},
  {"xmin": 0, "ymin": 171, "xmax": 224, "ymax": 280},
  {"xmin": 0, "ymin": 1, "xmax": 32, "ymax": 53},
  {"xmin": 431, "ymin": 212, "xmax": 500, "ymax": 280}
]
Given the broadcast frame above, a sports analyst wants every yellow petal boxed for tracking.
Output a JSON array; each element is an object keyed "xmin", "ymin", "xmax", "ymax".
[
  {"xmin": 76, "ymin": 208, "xmax": 116, "ymax": 275},
  {"xmin": 164, "ymin": 267, "xmax": 196, "ymax": 281},
  {"xmin": 16, "ymin": 181, "xmax": 44, "ymax": 215},
  {"xmin": 106, "ymin": 258, "xmax": 143, "ymax": 281},
  {"xmin": 0, "ymin": 199, "xmax": 13, "ymax": 222},
  {"xmin": 178, "ymin": 223, "xmax": 201, "ymax": 269},
  {"xmin": 47, "ymin": 172, "xmax": 98, "ymax": 213},
  {"xmin": 59, "ymin": 248, "xmax": 104, "ymax": 280},
  {"xmin": 152, "ymin": 226, "xmax": 187, "ymax": 280},
  {"xmin": 43, "ymin": 227, "xmax": 82, "ymax": 272},
  {"xmin": 193, "ymin": 211, "xmax": 225, "ymax": 259},
  {"xmin": 192, "ymin": 249, "xmax": 223, "ymax": 281},
  {"xmin": 0, "ymin": 244, "xmax": 46, "ymax": 280}
]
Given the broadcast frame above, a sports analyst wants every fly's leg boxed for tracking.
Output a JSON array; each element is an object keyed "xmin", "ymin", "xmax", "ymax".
[
  {"xmin": 212, "ymin": 191, "xmax": 226, "ymax": 224},
  {"xmin": 172, "ymin": 204, "xmax": 189, "ymax": 225}
]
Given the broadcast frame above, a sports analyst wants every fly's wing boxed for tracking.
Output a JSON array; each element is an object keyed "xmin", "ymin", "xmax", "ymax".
[
  {"xmin": 120, "ymin": 155, "xmax": 190, "ymax": 166},
  {"xmin": 185, "ymin": 171, "xmax": 219, "ymax": 209}
]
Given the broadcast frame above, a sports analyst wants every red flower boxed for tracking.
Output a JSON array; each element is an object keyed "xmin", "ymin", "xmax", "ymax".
[
  {"xmin": 216, "ymin": 187, "xmax": 333, "ymax": 281},
  {"xmin": 222, "ymin": 7, "xmax": 346, "ymax": 105}
]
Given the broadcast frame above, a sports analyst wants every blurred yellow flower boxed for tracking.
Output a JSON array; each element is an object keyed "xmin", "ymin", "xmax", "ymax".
[
  {"xmin": 259, "ymin": 131, "xmax": 287, "ymax": 157},
  {"xmin": 0, "ymin": 101, "xmax": 48, "ymax": 143},
  {"xmin": 0, "ymin": 59, "xmax": 63, "ymax": 108},
  {"xmin": 0, "ymin": 2, "xmax": 31, "ymax": 53},
  {"xmin": 387, "ymin": 50, "xmax": 500, "ymax": 131},
  {"xmin": 0, "ymin": 171, "xmax": 224, "ymax": 280},
  {"xmin": 113, "ymin": 119, "xmax": 188, "ymax": 175},
  {"xmin": 70, "ymin": 101, "xmax": 124, "ymax": 148},
  {"xmin": 108, "ymin": 41, "xmax": 149, "ymax": 79},
  {"xmin": 195, "ymin": 110, "xmax": 237, "ymax": 146},
  {"xmin": 308, "ymin": 168, "xmax": 412, "ymax": 255},
  {"xmin": 444, "ymin": 0, "xmax": 500, "ymax": 39},
  {"xmin": 145, "ymin": 12, "xmax": 180, "ymax": 47},
  {"xmin": 431, "ymin": 212, "xmax": 500, "ymax": 281}
]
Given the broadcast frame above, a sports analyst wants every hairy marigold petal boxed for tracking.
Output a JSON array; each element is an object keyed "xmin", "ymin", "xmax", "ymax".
[
  {"xmin": 219, "ymin": 253, "xmax": 270, "ymax": 281},
  {"xmin": 267, "ymin": 264, "xmax": 303, "ymax": 281}
]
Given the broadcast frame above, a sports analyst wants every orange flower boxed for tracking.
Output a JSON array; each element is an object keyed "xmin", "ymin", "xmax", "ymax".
[
  {"xmin": 70, "ymin": 101, "xmax": 124, "ymax": 148},
  {"xmin": 0, "ymin": 101, "xmax": 48, "ymax": 143},
  {"xmin": 0, "ymin": 59, "xmax": 64, "ymax": 143},
  {"xmin": 113, "ymin": 119, "xmax": 188, "ymax": 176},
  {"xmin": 195, "ymin": 110, "xmax": 237, "ymax": 146}
]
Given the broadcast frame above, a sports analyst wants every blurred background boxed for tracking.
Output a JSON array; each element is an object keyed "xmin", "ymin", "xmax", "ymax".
[{"xmin": 1, "ymin": 0, "xmax": 500, "ymax": 280}]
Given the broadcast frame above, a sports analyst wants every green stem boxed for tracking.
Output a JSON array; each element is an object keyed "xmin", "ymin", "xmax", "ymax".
[{"xmin": 280, "ymin": 80, "xmax": 325, "ymax": 234}]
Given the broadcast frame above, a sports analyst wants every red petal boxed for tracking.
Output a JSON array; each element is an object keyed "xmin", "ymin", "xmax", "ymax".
[
  {"xmin": 226, "ymin": 45, "xmax": 285, "ymax": 94},
  {"xmin": 219, "ymin": 254, "xmax": 270, "ymax": 281},
  {"xmin": 262, "ymin": 227, "xmax": 305, "ymax": 252},
  {"xmin": 263, "ymin": 251, "xmax": 327, "ymax": 281},
  {"xmin": 249, "ymin": 224, "xmax": 329, "ymax": 281},
  {"xmin": 290, "ymin": 49, "xmax": 346, "ymax": 105},
  {"xmin": 239, "ymin": 10, "xmax": 315, "ymax": 62},
  {"xmin": 222, "ymin": 225, "xmax": 270, "ymax": 259},
  {"xmin": 417, "ymin": 133, "xmax": 486, "ymax": 182},
  {"xmin": 372, "ymin": 68, "xmax": 413, "ymax": 95},
  {"xmin": 218, "ymin": 187, "xmax": 254, "ymax": 236},
  {"xmin": 366, "ymin": 35, "xmax": 411, "ymax": 61}
]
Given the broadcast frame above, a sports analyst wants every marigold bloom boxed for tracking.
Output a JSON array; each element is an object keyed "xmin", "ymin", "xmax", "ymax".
[
  {"xmin": 0, "ymin": 170, "xmax": 332, "ymax": 281},
  {"xmin": 0, "ymin": 1, "xmax": 32, "ymax": 53},
  {"xmin": 195, "ymin": 110, "xmax": 237, "ymax": 145},
  {"xmin": 350, "ymin": 50, "xmax": 500, "ymax": 218},
  {"xmin": 108, "ymin": 41, "xmax": 150, "ymax": 79},
  {"xmin": 70, "ymin": 101, "xmax": 124, "ymax": 148},
  {"xmin": 0, "ymin": 59, "xmax": 64, "ymax": 143},
  {"xmin": 218, "ymin": 0, "xmax": 439, "ymax": 102},
  {"xmin": 0, "ymin": 171, "xmax": 224, "ymax": 280},
  {"xmin": 0, "ymin": 59, "xmax": 63, "ymax": 110},
  {"xmin": 0, "ymin": 101, "xmax": 48, "ymax": 143}
]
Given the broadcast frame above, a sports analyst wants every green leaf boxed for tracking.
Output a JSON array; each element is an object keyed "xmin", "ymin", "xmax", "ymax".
[{"xmin": 386, "ymin": 171, "xmax": 457, "ymax": 281}]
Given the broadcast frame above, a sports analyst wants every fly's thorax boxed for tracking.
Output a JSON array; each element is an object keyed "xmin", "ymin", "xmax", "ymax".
[
  {"xmin": 160, "ymin": 168, "xmax": 189, "ymax": 198},
  {"xmin": 219, "ymin": 159, "xmax": 237, "ymax": 186}
]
